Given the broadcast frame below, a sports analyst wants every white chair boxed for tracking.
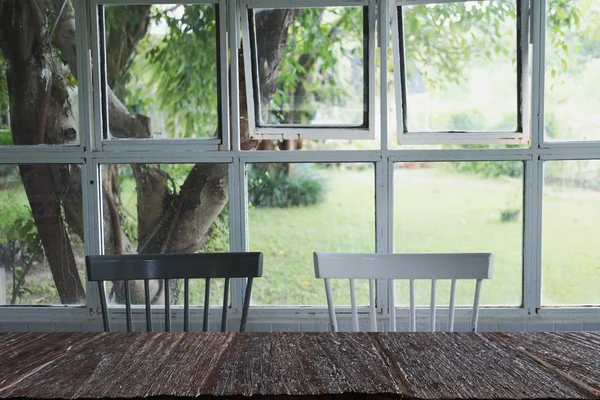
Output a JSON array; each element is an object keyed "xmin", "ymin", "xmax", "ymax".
[{"xmin": 313, "ymin": 252, "xmax": 493, "ymax": 332}]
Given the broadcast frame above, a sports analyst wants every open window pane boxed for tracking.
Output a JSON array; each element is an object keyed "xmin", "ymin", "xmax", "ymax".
[
  {"xmin": 542, "ymin": 161, "xmax": 600, "ymax": 305},
  {"xmin": 395, "ymin": 0, "xmax": 524, "ymax": 139},
  {"xmin": 0, "ymin": 3, "xmax": 80, "ymax": 145},
  {"xmin": 394, "ymin": 162, "xmax": 523, "ymax": 306},
  {"xmin": 101, "ymin": 163, "xmax": 229, "ymax": 307},
  {"xmin": 545, "ymin": 1, "xmax": 600, "ymax": 141},
  {"xmin": 248, "ymin": 6, "xmax": 368, "ymax": 128},
  {"xmin": 0, "ymin": 164, "xmax": 84, "ymax": 305},
  {"xmin": 101, "ymin": 4, "xmax": 220, "ymax": 140},
  {"xmin": 248, "ymin": 163, "xmax": 374, "ymax": 305}
]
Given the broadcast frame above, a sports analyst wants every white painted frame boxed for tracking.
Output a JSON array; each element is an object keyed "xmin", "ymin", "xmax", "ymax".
[
  {"xmin": 392, "ymin": 0, "xmax": 531, "ymax": 145},
  {"xmin": 240, "ymin": 0, "xmax": 377, "ymax": 140},
  {"xmin": 1, "ymin": 0, "xmax": 600, "ymax": 328}
]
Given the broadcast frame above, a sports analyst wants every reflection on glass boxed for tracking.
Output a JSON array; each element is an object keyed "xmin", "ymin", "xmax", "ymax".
[
  {"xmin": 542, "ymin": 161, "xmax": 600, "ymax": 305},
  {"xmin": 253, "ymin": 7, "xmax": 366, "ymax": 127},
  {"xmin": 0, "ymin": 164, "xmax": 84, "ymax": 305},
  {"xmin": 103, "ymin": 163, "xmax": 229, "ymax": 306},
  {"xmin": 248, "ymin": 163, "xmax": 374, "ymax": 305},
  {"xmin": 394, "ymin": 161, "xmax": 523, "ymax": 306},
  {"xmin": 545, "ymin": 1, "xmax": 600, "ymax": 141},
  {"xmin": 401, "ymin": 1, "xmax": 518, "ymax": 132},
  {"xmin": 105, "ymin": 4, "xmax": 219, "ymax": 139}
]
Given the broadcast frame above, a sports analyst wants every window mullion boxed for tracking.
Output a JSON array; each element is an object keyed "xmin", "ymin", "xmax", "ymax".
[
  {"xmin": 82, "ymin": 160, "xmax": 103, "ymax": 312},
  {"xmin": 229, "ymin": 159, "xmax": 248, "ymax": 311},
  {"xmin": 375, "ymin": 158, "xmax": 393, "ymax": 321}
]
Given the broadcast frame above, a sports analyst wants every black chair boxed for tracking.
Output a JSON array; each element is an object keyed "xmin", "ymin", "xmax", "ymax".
[{"xmin": 86, "ymin": 252, "xmax": 263, "ymax": 333}]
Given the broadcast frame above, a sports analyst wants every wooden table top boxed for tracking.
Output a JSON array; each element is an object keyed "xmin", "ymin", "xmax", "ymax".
[{"xmin": 0, "ymin": 331, "xmax": 599, "ymax": 399}]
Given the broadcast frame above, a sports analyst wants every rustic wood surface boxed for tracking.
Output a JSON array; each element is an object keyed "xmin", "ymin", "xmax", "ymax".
[{"xmin": 0, "ymin": 331, "xmax": 599, "ymax": 399}]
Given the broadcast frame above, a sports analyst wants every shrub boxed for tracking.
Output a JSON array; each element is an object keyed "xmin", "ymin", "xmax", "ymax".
[
  {"xmin": 248, "ymin": 165, "xmax": 327, "ymax": 208},
  {"xmin": 446, "ymin": 145, "xmax": 523, "ymax": 179}
]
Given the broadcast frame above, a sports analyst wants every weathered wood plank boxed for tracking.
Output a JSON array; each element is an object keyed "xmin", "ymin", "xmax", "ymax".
[
  {"xmin": 204, "ymin": 333, "xmax": 404, "ymax": 397},
  {"xmin": 491, "ymin": 332, "xmax": 600, "ymax": 395},
  {"xmin": 1, "ymin": 333, "xmax": 234, "ymax": 399},
  {"xmin": 0, "ymin": 332, "xmax": 103, "ymax": 392},
  {"xmin": 371, "ymin": 332, "xmax": 594, "ymax": 399},
  {"xmin": 0, "ymin": 332, "xmax": 598, "ymax": 399}
]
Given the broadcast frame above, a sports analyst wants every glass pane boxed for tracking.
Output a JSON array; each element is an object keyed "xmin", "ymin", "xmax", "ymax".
[
  {"xmin": 102, "ymin": 163, "xmax": 229, "ymax": 307},
  {"xmin": 248, "ymin": 163, "xmax": 374, "ymax": 305},
  {"xmin": 0, "ymin": 164, "xmax": 84, "ymax": 305},
  {"xmin": 0, "ymin": 2, "xmax": 80, "ymax": 145},
  {"xmin": 394, "ymin": 162, "xmax": 523, "ymax": 306},
  {"xmin": 401, "ymin": 1, "xmax": 518, "ymax": 132},
  {"xmin": 542, "ymin": 161, "xmax": 600, "ymax": 305},
  {"xmin": 252, "ymin": 7, "xmax": 366, "ymax": 127},
  {"xmin": 545, "ymin": 1, "xmax": 600, "ymax": 141},
  {"xmin": 104, "ymin": 4, "xmax": 219, "ymax": 139}
]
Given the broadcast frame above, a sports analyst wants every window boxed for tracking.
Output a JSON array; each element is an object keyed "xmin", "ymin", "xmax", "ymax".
[
  {"xmin": 99, "ymin": 163, "xmax": 229, "ymax": 306},
  {"xmin": 241, "ymin": 0, "xmax": 377, "ymax": 140},
  {"xmin": 0, "ymin": 164, "xmax": 84, "ymax": 305},
  {"xmin": 394, "ymin": 161, "xmax": 523, "ymax": 306},
  {"xmin": 92, "ymin": 1, "xmax": 228, "ymax": 148},
  {"xmin": 542, "ymin": 161, "xmax": 600, "ymax": 305},
  {"xmin": 391, "ymin": 0, "xmax": 530, "ymax": 144},
  {"xmin": 545, "ymin": 0, "xmax": 600, "ymax": 142},
  {"xmin": 248, "ymin": 162, "xmax": 375, "ymax": 305}
]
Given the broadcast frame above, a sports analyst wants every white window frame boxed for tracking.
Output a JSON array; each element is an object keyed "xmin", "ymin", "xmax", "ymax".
[
  {"xmin": 89, "ymin": 0, "xmax": 231, "ymax": 151},
  {"xmin": 2, "ymin": 0, "xmax": 600, "ymax": 328},
  {"xmin": 391, "ymin": 0, "xmax": 531, "ymax": 145},
  {"xmin": 240, "ymin": 0, "xmax": 378, "ymax": 140}
]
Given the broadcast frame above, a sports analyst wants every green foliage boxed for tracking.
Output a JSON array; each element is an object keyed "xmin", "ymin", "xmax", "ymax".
[
  {"xmin": 124, "ymin": 5, "xmax": 219, "ymax": 138},
  {"xmin": 7, "ymin": 212, "xmax": 44, "ymax": 304},
  {"xmin": 202, "ymin": 206, "xmax": 229, "ymax": 253},
  {"xmin": 248, "ymin": 166, "xmax": 327, "ymax": 208},
  {"xmin": 270, "ymin": 7, "xmax": 363, "ymax": 124},
  {"xmin": 446, "ymin": 150, "xmax": 523, "ymax": 179},
  {"xmin": 0, "ymin": 53, "xmax": 8, "ymax": 130},
  {"xmin": 403, "ymin": 1, "xmax": 515, "ymax": 92}
]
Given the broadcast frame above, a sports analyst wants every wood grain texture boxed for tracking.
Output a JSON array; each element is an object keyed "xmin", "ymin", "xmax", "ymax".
[{"xmin": 0, "ymin": 332, "xmax": 598, "ymax": 399}]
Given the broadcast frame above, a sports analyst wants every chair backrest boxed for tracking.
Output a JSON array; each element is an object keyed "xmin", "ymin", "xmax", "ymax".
[
  {"xmin": 86, "ymin": 252, "xmax": 263, "ymax": 333},
  {"xmin": 313, "ymin": 252, "xmax": 493, "ymax": 333}
]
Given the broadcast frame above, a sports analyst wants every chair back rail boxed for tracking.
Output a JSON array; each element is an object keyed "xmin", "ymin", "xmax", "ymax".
[
  {"xmin": 314, "ymin": 252, "xmax": 493, "ymax": 333},
  {"xmin": 86, "ymin": 252, "xmax": 263, "ymax": 333}
]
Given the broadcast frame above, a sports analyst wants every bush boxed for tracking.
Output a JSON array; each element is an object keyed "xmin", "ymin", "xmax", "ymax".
[
  {"xmin": 248, "ymin": 165, "xmax": 327, "ymax": 208},
  {"xmin": 446, "ymin": 145, "xmax": 523, "ymax": 179}
]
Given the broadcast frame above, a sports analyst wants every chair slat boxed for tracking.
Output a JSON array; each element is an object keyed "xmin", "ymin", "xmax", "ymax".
[
  {"xmin": 369, "ymin": 278, "xmax": 376, "ymax": 332},
  {"xmin": 324, "ymin": 278, "xmax": 337, "ymax": 332},
  {"xmin": 144, "ymin": 279, "xmax": 152, "ymax": 332},
  {"xmin": 98, "ymin": 281, "xmax": 110, "ymax": 332},
  {"xmin": 124, "ymin": 280, "xmax": 133, "ymax": 332},
  {"xmin": 349, "ymin": 279, "xmax": 359, "ymax": 332},
  {"xmin": 409, "ymin": 279, "xmax": 416, "ymax": 332},
  {"xmin": 430, "ymin": 279, "xmax": 437, "ymax": 332},
  {"xmin": 184, "ymin": 279, "xmax": 190, "ymax": 332},
  {"xmin": 472, "ymin": 279, "xmax": 483, "ymax": 332},
  {"xmin": 240, "ymin": 278, "xmax": 253, "ymax": 332},
  {"xmin": 448, "ymin": 279, "xmax": 457, "ymax": 332},
  {"xmin": 203, "ymin": 278, "xmax": 211, "ymax": 332},
  {"xmin": 221, "ymin": 277, "xmax": 229, "ymax": 332},
  {"xmin": 165, "ymin": 279, "xmax": 171, "ymax": 332},
  {"xmin": 389, "ymin": 279, "xmax": 396, "ymax": 332}
]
